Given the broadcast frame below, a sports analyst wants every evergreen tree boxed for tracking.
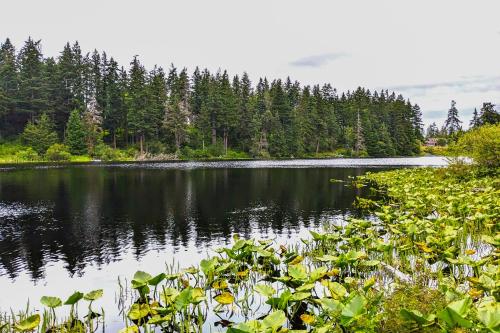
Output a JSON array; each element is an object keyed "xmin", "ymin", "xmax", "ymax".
[
  {"xmin": 21, "ymin": 113, "xmax": 58, "ymax": 154},
  {"xmin": 65, "ymin": 109, "xmax": 87, "ymax": 154},
  {"xmin": 444, "ymin": 100, "xmax": 462, "ymax": 135},
  {"xmin": 126, "ymin": 56, "xmax": 149, "ymax": 153},
  {"xmin": 479, "ymin": 102, "xmax": 500, "ymax": 125},
  {"xmin": 17, "ymin": 38, "xmax": 46, "ymax": 126},
  {"xmin": 0, "ymin": 38, "xmax": 18, "ymax": 138},
  {"xmin": 470, "ymin": 108, "xmax": 480, "ymax": 128},
  {"xmin": 426, "ymin": 122, "xmax": 439, "ymax": 138},
  {"xmin": 163, "ymin": 93, "xmax": 188, "ymax": 150}
]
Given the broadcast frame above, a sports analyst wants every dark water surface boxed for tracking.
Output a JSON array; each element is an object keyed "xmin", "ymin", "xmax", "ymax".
[{"xmin": 0, "ymin": 157, "xmax": 446, "ymax": 328}]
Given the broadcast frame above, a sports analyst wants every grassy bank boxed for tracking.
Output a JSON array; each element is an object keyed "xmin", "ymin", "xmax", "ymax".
[{"xmin": 1, "ymin": 164, "xmax": 498, "ymax": 332}]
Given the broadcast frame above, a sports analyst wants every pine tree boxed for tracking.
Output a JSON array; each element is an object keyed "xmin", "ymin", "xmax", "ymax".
[
  {"xmin": 127, "ymin": 56, "xmax": 149, "ymax": 153},
  {"xmin": 0, "ymin": 38, "xmax": 18, "ymax": 138},
  {"xmin": 470, "ymin": 108, "xmax": 480, "ymax": 128},
  {"xmin": 426, "ymin": 122, "xmax": 439, "ymax": 138},
  {"xmin": 17, "ymin": 38, "xmax": 47, "ymax": 126},
  {"xmin": 22, "ymin": 113, "xmax": 58, "ymax": 154},
  {"xmin": 163, "ymin": 93, "xmax": 188, "ymax": 151},
  {"xmin": 444, "ymin": 100, "xmax": 462, "ymax": 135},
  {"xmin": 479, "ymin": 102, "xmax": 500, "ymax": 125},
  {"xmin": 65, "ymin": 109, "xmax": 87, "ymax": 154}
]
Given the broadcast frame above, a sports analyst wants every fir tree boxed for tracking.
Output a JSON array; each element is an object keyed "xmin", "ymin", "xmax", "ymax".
[
  {"xmin": 65, "ymin": 109, "xmax": 87, "ymax": 155},
  {"xmin": 479, "ymin": 102, "xmax": 500, "ymax": 125},
  {"xmin": 444, "ymin": 100, "xmax": 462, "ymax": 135},
  {"xmin": 470, "ymin": 108, "xmax": 480, "ymax": 128},
  {"xmin": 22, "ymin": 113, "xmax": 58, "ymax": 154}
]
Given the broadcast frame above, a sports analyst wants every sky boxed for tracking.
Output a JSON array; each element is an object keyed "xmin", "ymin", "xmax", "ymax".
[{"xmin": 1, "ymin": 0, "xmax": 500, "ymax": 128}]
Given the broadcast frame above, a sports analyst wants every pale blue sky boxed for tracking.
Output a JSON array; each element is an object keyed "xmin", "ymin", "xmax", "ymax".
[{"xmin": 1, "ymin": 0, "xmax": 500, "ymax": 127}]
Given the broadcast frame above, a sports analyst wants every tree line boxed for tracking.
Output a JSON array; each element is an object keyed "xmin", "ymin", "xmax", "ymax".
[
  {"xmin": 425, "ymin": 100, "xmax": 500, "ymax": 140},
  {"xmin": 0, "ymin": 38, "xmax": 425, "ymax": 158}
]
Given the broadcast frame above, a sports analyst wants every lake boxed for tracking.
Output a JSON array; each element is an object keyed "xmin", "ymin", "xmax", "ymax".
[{"xmin": 0, "ymin": 156, "xmax": 447, "ymax": 330}]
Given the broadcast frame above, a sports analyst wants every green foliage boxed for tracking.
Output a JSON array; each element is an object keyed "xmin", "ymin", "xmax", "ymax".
[
  {"xmin": 93, "ymin": 143, "xmax": 124, "ymax": 161},
  {"xmin": 2, "ymin": 38, "xmax": 426, "ymax": 159},
  {"xmin": 14, "ymin": 147, "xmax": 39, "ymax": 161},
  {"xmin": 453, "ymin": 123, "xmax": 500, "ymax": 167},
  {"xmin": 45, "ymin": 143, "xmax": 71, "ymax": 161},
  {"xmin": 65, "ymin": 109, "xmax": 87, "ymax": 155},
  {"xmin": 21, "ymin": 114, "xmax": 58, "ymax": 154}
]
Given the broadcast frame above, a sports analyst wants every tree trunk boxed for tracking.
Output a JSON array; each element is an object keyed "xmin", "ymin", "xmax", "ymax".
[
  {"xmin": 113, "ymin": 132, "xmax": 117, "ymax": 149},
  {"xmin": 316, "ymin": 139, "xmax": 320, "ymax": 154},
  {"xmin": 223, "ymin": 129, "xmax": 228, "ymax": 155},
  {"xmin": 211, "ymin": 126, "xmax": 217, "ymax": 146},
  {"xmin": 139, "ymin": 134, "xmax": 144, "ymax": 155}
]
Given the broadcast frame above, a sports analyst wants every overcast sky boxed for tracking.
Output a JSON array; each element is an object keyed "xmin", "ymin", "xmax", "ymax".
[{"xmin": 2, "ymin": 0, "xmax": 500, "ymax": 128}]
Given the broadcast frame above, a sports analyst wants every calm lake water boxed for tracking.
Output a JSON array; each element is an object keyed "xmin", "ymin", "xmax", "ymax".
[{"xmin": 0, "ymin": 156, "xmax": 446, "ymax": 329}]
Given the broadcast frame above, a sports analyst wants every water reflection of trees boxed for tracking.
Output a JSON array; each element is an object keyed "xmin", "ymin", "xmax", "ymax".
[{"xmin": 0, "ymin": 166, "xmax": 371, "ymax": 280}]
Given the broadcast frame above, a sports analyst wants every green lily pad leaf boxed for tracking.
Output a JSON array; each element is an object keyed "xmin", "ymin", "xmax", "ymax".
[
  {"xmin": 148, "ymin": 273, "xmax": 166, "ymax": 286},
  {"xmin": 254, "ymin": 284, "xmax": 275, "ymax": 297},
  {"xmin": 200, "ymin": 257, "xmax": 218, "ymax": 276},
  {"xmin": 318, "ymin": 297, "xmax": 343, "ymax": 313},
  {"xmin": 14, "ymin": 314, "xmax": 40, "ymax": 331},
  {"xmin": 437, "ymin": 297, "xmax": 473, "ymax": 328},
  {"xmin": 262, "ymin": 310, "xmax": 286, "ymax": 330},
  {"xmin": 127, "ymin": 303, "xmax": 150, "ymax": 321},
  {"xmin": 118, "ymin": 325, "xmax": 139, "ymax": 333},
  {"xmin": 341, "ymin": 293, "xmax": 366, "ymax": 323},
  {"xmin": 215, "ymin": 292, "xmax": 235, "ymax": 305},
  {"xmin": 400, "ymin": 309, "xmax": 436, "ymax": 326},
  {"xmin": 40, "ymin": 296, "xmax": 62, "ymax": 308},
  {"xmin": 148, "ymin": 314, "xmax": 172, "ymax": 325},
  {"xmin": 288, "ymin": 264, "xmax": 307, "ymax": 280},
  {"xmin": 131, "ymin": 271, "xmax": 152, "ymax": 288},
  {"xmin": 477, "ymin": 300, "xmax": 500, "ymax": 331},
  {"xmin": 84, "ymin": 289, "xmax": 103, "ymax": 301},
  {"xmin": 290, "ymin": 292, "xmax": 311, "ymax": 301},
  {"xmin": 64, "ymin": 291, "xmax": 84, "ymax": 305}
]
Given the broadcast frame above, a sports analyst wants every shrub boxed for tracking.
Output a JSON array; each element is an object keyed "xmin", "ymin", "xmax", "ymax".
[
  {"xmin": 93, "ymin": 143, "xmax": 122, "ymax": 161},
  {"xmin": 22, "ymin": 114, "xmax": 58, "ymax": 154},
  {"xmin": 45, "ymin": 144, "xmax": 71, "ymax": 162},
  {"xmin": 453, "ymin": 123, "xmax": 500, "ymax": 167},
  {"xmin": 15, "ymin": 147, "xmax": 39, "ymax": 162}
]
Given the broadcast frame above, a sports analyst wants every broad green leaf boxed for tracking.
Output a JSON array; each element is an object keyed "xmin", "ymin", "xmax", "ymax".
[
  {"xmin": 118, "ymin": 325, "xmax": 139, "ymax": 333},
  {"xmin": 254, "ymin": 284, "xmax": 275, "ymax": 297},
  {"xmin": 127, "ymin": 303, "xmax": 149, "ymax": 321},
  {"xmin": 437, "ymin": 297, "xmax": 473, "ymax": 328},
  {"xmin": 341, "ymin": 293, "xmax": 366, "ymax": 323},
  {"xmin": 64, "ymin": 291, "xmax": 84, "ymax": 305},
  {"xmin": 262, "ymin": 310, "xmax": 286, "ymax": 330},
  {"xmin": 215, "ymin": 292, "xmax": 235, "ymax": 305},
  {"xmin": 148, "ymin": 273, "xmax": 166, "ymax": 286},
  {"xmin": 14, "ymin": 314, "xmax": 40, "ymax": 332},
  {"xmin": 84, "ymin": 289, "xmax": 103, "ymax": 301},
  {"xmin": 40, "ymin": 296, "xmax": 62, "ymax": 308},
  {"xmin": 400, "ymin": 309, "xmax": 436, "ymax": 326}
]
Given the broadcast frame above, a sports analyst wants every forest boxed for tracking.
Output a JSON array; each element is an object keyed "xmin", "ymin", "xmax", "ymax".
[{"xmin": 0, "ymin": 38, "xmax": 425, "ymax": 160}]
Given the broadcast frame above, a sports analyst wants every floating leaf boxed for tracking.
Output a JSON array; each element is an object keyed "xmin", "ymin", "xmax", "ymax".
[
  {"xmin": 254, "ymin": 284, "xmax": 275, "ymax": 297},
  {"xmin": 215, "ymin": 292, "xmax": 235, "ymax": 305},
  {"xmin": 118, "ymin": 326, "xmax": 139, "ymax": 333}
]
